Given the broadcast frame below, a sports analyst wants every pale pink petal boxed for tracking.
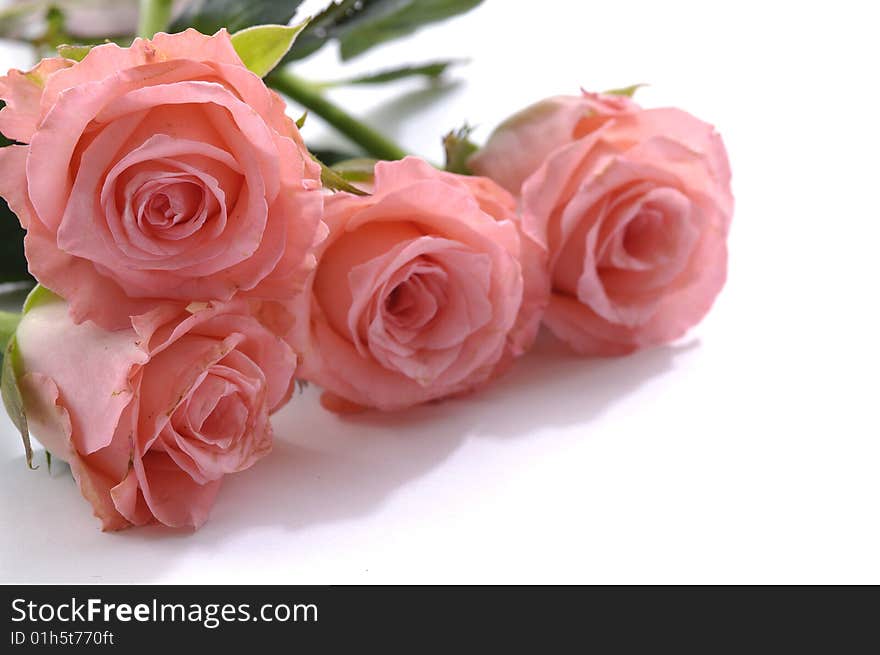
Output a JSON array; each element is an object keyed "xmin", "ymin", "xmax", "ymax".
[
  {"xmin": 19, "ymin": 372, "xmax": 131, "ymax": 531},
  {"xmin": 149, "ymin": 28, "xmax": 243, "ymax": 67},
  {"xmin": 0, "ymin": 57, "xmax": 72, "ymax": 143},
  {"xmin": 16, "ymin": 299, "xmax": 148, "ymax": 455},
  {"xmin": 24, "ymin": 222, "xmax": 179, "ymax": 329},
  {"xmin": 0, "ymin": 145, "xmax": 34, "ymax": 228},
  {"xmin": 110, "ymin": 470, "xmax": 154, "ymax": 527},
  {"xmin": 133, "ymin": 449, "xmax": 222, "ymax": 529},
  {"xmin": 470, "ymin": 93, "xmax": 638, "ymax": 194}
]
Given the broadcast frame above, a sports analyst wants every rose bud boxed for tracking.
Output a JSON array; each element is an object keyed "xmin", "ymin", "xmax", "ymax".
[
  {"xmin": 290, "ymin": 157, "xmax": 547, "ymax": 412},
  {"xmin": 14, "ymin": 292, "xmax": 297, "ymax": 530},
  {"xmin": 470, "ymin": 91, "xmax": 733, "ymax": 355},
  {"xmin": 0, "ymin": 29, "xmax": 324, "ymax": 330},
  {"xmin": 1, "ymin": 1, "xmax": 191, "ymax": 40}
]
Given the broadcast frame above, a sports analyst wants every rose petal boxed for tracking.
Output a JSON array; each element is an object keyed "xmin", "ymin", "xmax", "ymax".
[
  {"xmin": 0, "ymin": 58, "xmax": 72, "ymax": 143},
  {"xmin": 16, "ymin": 299, "xmax": 148, "ymax": 455}
]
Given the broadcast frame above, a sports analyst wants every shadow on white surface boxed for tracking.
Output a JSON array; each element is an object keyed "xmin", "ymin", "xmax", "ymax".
[{"xmin": 0, "ymin": 333, "xmax": 689, "ymax": 582}]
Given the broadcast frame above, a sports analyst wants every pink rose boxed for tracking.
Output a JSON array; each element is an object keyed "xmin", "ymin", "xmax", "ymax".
[
  {"xmin": 470, "ymin": 91, "xmax": 733, "ymax": 355},
  {"xmin": 290, "ymin": 157, "xmax": 546, "ymax": 411},
  {"xmin": 0, "ymin": 29, "xmax": 324, "ymax": 330},
  {"xmin": 15, "ymin": 293, "xmax": 297, "ymax": 530}
]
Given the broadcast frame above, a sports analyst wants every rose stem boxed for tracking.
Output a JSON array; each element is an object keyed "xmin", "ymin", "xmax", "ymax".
[
  {"xmin": 267, "ymin": 69, "xmax": 409, "ymax": 162},
  {"xmin": 137, "ymin": 0, "xmax": 173, "ymax": 39}
]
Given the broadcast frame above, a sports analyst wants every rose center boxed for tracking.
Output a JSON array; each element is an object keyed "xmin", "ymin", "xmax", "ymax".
[
  {"xmin": 383, "ymin": 266, "xmax": 448, "ymax": 332},
  {"xmin": 619, "ymin": 189, "xmax": 693, "ymax": 268},
  {"xmin": 623, "ymin": 208, "xmax": 667, "ymax": 260},
  {"xmin": 142, "ymin": 180, "xmax": 206, "ymax": 233},
  {"xmin": 199, "ymin": 392, "xmax": 248, "ymax": 445}
]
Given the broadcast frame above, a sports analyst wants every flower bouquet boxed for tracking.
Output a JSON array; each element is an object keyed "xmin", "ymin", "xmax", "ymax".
[{"xmin": 0, "ymin": 0, "xmax": 732, "ymax": 530}]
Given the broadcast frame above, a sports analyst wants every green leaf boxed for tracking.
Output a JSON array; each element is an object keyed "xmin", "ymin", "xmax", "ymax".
[
  {"xmin": 57, "ymin": 43, "xmax": 93, "ymax": 62},
  {"xmin": 605, "ymin": 83, "xmax": 646, "ymax": 98},
  {"xmin": 295, "ymin": 111, "xmax": 308, "ymax": 129},
  {"xmin": 286, "ymin": 0, "xmax": 483, "ymax": 62},
  {"xmin": 340, "ymin": 0, "xmax": 483, "ymax": 61},
  {"xmin": 321, "ymin": 59, "xmax": 463, "ymax": 87},
  {"xmin": 443, "ymin": 124, "xmax": 479, "ymax": 175},
  {"xmin": 171, "ymin": 0, "xmax": 306, "ymax": 35},
  {"xmin": 231, "ymin": 20, "xmax": 309, "ymax": 77},
  {"xmin": 331, "ymin": 158, "xmax": 378, "ymax": 183},
  {"xmin": 284, "ymin": 0, "xmax": 360, "ymax": 61},
  {"xmin": 2, "ymin": 336, "xmax": 35, "ymax": 470}
]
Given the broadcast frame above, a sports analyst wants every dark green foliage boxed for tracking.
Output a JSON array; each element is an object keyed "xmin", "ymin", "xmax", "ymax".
[
  {"xmin": 0, "ymin": 102, "xmax": 32, "ymax": 283},
  {"xmin": 171, "ymin": 0, "xmax": 306, "ymax": 35},
  {"xmin": 326, "ymin": 59, "xmax": 462, "ymax": 86},
  {"xmin": 286, "ymin": 0, "xmax": 483, "ymax": 62}
]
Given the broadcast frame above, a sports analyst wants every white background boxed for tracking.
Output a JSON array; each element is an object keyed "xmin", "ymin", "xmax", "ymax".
[{"xmin": 1, "ymin": 0, "xmax": 878, "ymax": 583}]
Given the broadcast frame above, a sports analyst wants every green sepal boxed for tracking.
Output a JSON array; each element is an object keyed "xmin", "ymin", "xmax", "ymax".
[
  {"xmin": 315, "ymin": 156, "xmax": 370, "ymax": 196},
  {"xmin": 1, "ymin": 335, "xmax": 35, "ymax": 470},
  {"xmin": 57, "ymin": 43, "xmax": 93, "ymax": 61},
  {"xmin": 604, "ymin": 83, "xmax": 646, "ymax": 98},
  {"xmin": 308, "ymin": 148, "xmax": 361, "ymax": 166},
  {"xmin": 0, "ymin": 311, "xmax": 21, "ymax": 353},
  {"xmin": 331, "ymin": 158, "xmax": 378, "ymax": 183},
  {"xmin": 0, "ymin": 284, "xmax": 61, "ymax": 469},
  {"xmin": 23, "ymin": 284, "xmax": 60, "ymax": 314},
  {"xmin": 231, "ymin": 19, "xmax": 310, "ymax": 78},
  {"xmin": 443, "ymin": 124, "xmax": 479, "ymax": 175}
]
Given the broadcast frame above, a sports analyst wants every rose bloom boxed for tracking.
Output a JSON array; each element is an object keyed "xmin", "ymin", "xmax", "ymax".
[
  {"xmin": 0, "ymin": 29, "xmax": 323, "ymax": 330},
  {"xmin": 290, "ymin": 157, "xmax": 546, "ymax": 412},
  {"xmin": 470, "ymin": 91, "xmax": 734, "ymax": 355},
  {"xmin": 16, "ymin": 294, "xmax": 297, "ymax": 530}
]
